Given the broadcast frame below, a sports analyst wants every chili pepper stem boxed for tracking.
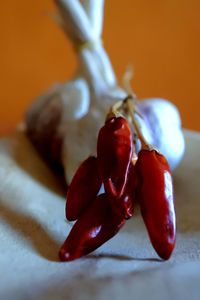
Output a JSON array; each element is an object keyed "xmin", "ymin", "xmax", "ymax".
[
  {"xmin": 121, "ymin": 66, "xmax": 152, "ymax": 150},
  {"xmin": 125, "ymin": 97, "xmax": 152, "ymax": 151},
  {"xmin": 106, "ymin": 100, "xmax": 124, "ymax": 120}
]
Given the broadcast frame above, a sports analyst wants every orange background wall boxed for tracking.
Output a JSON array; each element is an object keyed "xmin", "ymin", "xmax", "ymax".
[{"xmin": 0, "ymin": 0, "xmax": 200, "ymax": 135}]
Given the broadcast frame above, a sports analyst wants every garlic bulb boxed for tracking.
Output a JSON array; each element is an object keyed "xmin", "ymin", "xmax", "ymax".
[{"xmin": 25, "ymin": 0, "xmax": 185, "ymax": 183}]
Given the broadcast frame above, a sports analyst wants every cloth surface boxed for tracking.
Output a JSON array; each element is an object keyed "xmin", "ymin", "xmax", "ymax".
[{"xmin": 0, "ymin": 130, "xmax": 200, "ymax": 300}]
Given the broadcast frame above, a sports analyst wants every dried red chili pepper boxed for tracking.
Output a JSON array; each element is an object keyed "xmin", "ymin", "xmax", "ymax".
[
  {"xmin": 97, "ymin": 116, "xmax": 133, "ymax": 198},
  {"xmin": 135, "ymin": 149, "xmax": 176, "ymax": 260},
  {"xmin": 59, "ymin": 193, "xmax": 125, "ymax": 262},
  {"xmin": 66, "ymin": 156, "xmax": 101, "ymax": 221},
  {"xmin": 59, "ymin": 96, "xmax": 177, "ymax": 262},
  {"xmin": 110, "ymin": 161, "xmax": 136, "ymax": 220}
]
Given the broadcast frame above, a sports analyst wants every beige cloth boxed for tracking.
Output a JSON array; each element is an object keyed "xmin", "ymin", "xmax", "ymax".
[{"xmin": 0, "ymin": 130, "xmax": 200, "ymax": 300}]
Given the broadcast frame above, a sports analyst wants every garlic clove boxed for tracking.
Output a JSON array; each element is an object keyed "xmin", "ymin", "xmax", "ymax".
[
  {"xmin": 138, "ymin": 98, "xmax": 185, "ymax": 170},
  {"xmin": 60, "ymin": 78, "xmax": 90, "ymax": 122}
]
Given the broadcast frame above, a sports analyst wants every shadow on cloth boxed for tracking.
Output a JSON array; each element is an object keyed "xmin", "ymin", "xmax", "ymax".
[
  {"xmin": 11, "ymin": 130, "xmax": 66, "ymax": 197},
  {"xmin": 0, "ymin": 201, "xmax": 60, "ymax": 262},
  {"xmin": 87, "ymin": 253, "xmax": 162, "ymax": 262}
]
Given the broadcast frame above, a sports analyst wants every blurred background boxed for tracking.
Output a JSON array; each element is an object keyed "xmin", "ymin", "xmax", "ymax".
[{"xmin": 0, "ymin": 0, "xmax": 200, "ymax": 135}]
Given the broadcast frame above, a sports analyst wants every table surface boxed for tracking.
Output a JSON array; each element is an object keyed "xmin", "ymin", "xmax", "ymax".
[{"xmin": 0, "ymin": 129, "xmax": 200, "ymax": 300}]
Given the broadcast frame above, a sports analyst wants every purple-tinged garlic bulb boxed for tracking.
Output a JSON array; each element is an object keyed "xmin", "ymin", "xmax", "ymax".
[{"xmin": 25, "ymin": 0, "xmax": 185, "ymax": 183}]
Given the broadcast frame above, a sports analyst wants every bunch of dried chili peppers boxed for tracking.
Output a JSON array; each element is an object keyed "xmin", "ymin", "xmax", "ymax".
[{"xmin": 59, "ymin": 96, "xmax": 176, "ymax": 262}]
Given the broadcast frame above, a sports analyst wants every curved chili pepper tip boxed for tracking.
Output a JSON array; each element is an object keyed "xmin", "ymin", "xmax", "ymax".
[
  {"xmin": 135, "ymin": 149, "xmax": 176, "ymax": 260},
  {"xmin": 59, "ymin": 194, "xmax": 125, "ymax": 262},
  {"xmin": 97, "ymin": 116, "xmax": 133, "ymax": 198},
  {"xmin": 59, "ymin": 248, "xmax": 71, "ymax": 262},
  {"xmin": 66, "ymin": 156, "xmax": 101, "ymax": 221}
]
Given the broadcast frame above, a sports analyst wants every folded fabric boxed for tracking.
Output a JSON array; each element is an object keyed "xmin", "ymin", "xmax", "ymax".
[{"xmin": 0, "ymin": 130, "xmax": 200, "ymax": 300}]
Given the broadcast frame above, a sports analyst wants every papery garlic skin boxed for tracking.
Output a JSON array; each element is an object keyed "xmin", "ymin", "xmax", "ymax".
[
  {"xmin": 26, "ymin": 78, "xmax": 90, "ymax": 123},
  {"xmin": 60, "ymin": 78, "xmax": 90, "ymax": 121},
  {"xmin": 26, "ymin": 82, "xmax": 184, "ymax": 183},
  {"xmin": 61, "ymin": 100, "xmax": 108, "ymax": 183},
  {"xmin": 138, "ymin": 98, "xmax": 185, "ymax": 171}
]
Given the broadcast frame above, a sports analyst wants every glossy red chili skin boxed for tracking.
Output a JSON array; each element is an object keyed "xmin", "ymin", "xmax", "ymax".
[
  {"xmin": 97, "ymin": 117, "xmax": 133, "ymax": 198},
  {"xmin": 59, "ymin": 194, "xmax": 125, "ymax": 262},
  {"xmin": 66, "ymin": 156, "xmax": 101, "ymax": 221},
  {"xmin": 135, "ymin": 149, "xmax": 176, "ymax": 260},
  {"xmin": 110, "ymin": 162, "xmax": 136, "ymax": 220}
]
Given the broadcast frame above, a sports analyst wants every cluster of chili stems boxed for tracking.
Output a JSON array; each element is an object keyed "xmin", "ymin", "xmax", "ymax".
[{"xmin": 59, "ymin": 95, "xmax": 176, "ymax": 262}]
